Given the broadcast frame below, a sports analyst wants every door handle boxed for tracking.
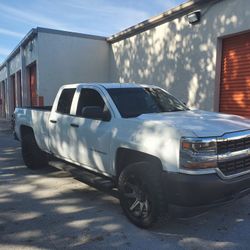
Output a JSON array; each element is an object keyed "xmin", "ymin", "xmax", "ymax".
[
  {"xmin": 70, "ymin": 123, "xmax": 79, "ymax": 128},
  {"xmin": 50, "ymin": 120, "xmax": 57, "ymax": 124}
]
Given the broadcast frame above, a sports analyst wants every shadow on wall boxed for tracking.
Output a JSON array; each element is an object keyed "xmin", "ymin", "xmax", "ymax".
[{"xmin": 110, "ymin": 0, "xmax": 250, "ymax": 111}]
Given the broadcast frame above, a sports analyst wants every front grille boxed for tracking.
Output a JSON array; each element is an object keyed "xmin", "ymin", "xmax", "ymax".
[
  {"xmin": 217, "ymin": 137, "xmax": 250, "ymax": 154},
  {"xmin": 218, "ymin": 156, "xmax": 250, "ymax": 176}
]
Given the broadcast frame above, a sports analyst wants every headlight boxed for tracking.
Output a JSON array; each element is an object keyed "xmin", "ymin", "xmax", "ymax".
[
  {"xmin": 181, "ymin": 138, "xmax": 217, "ymax": 153},
  {"xmin": 180, "ymin": 137, "xmax": 217, "ymax": 170}
]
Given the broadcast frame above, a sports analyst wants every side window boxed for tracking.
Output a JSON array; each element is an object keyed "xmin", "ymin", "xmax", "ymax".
[
  {"xmin": 76, "ymin": 89, "xmax": 105, "ymax": 116},
  {"xmin": 57, "ymin": 88, "xmax": 75, "ymax": 114}
]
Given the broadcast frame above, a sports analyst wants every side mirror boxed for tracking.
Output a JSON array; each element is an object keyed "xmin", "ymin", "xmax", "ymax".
[{"xmin": 81, "ymin": 106, "xmax": 111, "ymax": 121}]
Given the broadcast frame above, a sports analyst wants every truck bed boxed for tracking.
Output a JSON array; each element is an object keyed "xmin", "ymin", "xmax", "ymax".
[{"xmin": 14, "ymin": 107, "xmax": 51, "ymax": 153}]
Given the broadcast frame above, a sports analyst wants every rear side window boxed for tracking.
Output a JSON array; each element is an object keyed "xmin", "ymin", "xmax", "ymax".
[
  {"xmin": 76, "ymin": 89, "xmax": 105, "ymax": 116},
  {"xmin": 57, "ymin": 88, "xmax": 75, "ymax": 114}
]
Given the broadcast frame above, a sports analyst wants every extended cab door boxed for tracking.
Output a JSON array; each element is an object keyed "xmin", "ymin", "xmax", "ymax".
[
  {"xmin": 69, "ymin": 86, "xmax": 113, "ymax": 175},
  {"xmin": 49, "ymin": 87, "xmax": 76, "ymax": 160}
]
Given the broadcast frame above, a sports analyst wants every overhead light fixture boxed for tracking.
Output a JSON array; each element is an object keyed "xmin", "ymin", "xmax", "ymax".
[{"xmin": 187, "ymin": 10, "xmax": 201, "ymax": 24}]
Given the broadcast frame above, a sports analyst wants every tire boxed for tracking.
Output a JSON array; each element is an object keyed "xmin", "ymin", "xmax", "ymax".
[
  {"xmin": 118, "ymin": 162, "xmax": 166, "ymax": 228},
  {"xmin": 21, "ymin": 132, "xmax": 48, "ymax": 169}
]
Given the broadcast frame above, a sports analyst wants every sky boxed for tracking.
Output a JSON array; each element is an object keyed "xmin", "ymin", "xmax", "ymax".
[{"xmin": 0, "ymin": 0, "xmax": 186, "ymax": 63}]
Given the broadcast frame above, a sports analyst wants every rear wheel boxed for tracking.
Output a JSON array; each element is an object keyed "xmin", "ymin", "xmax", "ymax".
[
  {"xmin": 118, "ymin": 162, "xmax": 166, "ymax": 228},
  {"xmin": 21, "ymin": 131, "xmax": 48, "ymax": 169}
]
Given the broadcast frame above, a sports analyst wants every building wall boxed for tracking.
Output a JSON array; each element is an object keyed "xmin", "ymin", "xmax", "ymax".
[
  {"xmin": 0, "ymin": 30, "xmax": 109, "ymax": 118},
  {"xmin": 0, "ymin": 35, "xmax": 38, "ymax": 118},
  {"xmin": 37, "ymin": 32, "xmax": 110, "ymax": 105},
  {"xmin": 0, "ymin": 36, "xmax": 38, "ymax": 81},
  {"xmin": 24, "ymin": 37, "xmax": 38, "ymax": 67},
  {"xmin": 0, "ymin": 80, "xmax": 7, "ymax": 117},
  {"xmin": 0, "ymin": 66, "xmax": 7, "ymax": 82},
  {"xmin": 110, "ymin": 0, "xmax": 250, "ymax": 111},
  {"xmin": 9, "ymin": 53, "xmax": 21, "ymax": 76}
]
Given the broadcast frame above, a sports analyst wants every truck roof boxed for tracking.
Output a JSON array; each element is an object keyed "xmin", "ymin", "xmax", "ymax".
[
  {"xmin": 64, "ymin": 82, "xmax": 159, "ymax": 89},
  {"xmin": 99, "ymin": 83, "xmax": 141, "ymax": 89}
]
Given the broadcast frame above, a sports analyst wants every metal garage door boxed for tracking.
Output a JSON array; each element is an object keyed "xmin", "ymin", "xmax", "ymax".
[
  {"xmin": 29, "ymin": 63, "xmax": 37, "ymax": 107},
  {"xmin": 219, "ymin": 32, "xmax": 250, "ymax": 118}
]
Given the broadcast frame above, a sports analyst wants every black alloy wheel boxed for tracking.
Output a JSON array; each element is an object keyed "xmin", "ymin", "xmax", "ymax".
[{"xmin": 118, "ymin": 162, "xmax": 165, "ymax": 228}]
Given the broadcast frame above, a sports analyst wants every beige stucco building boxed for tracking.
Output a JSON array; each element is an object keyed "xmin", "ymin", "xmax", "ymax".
[{"xmin": 1, "ymin": 0, "xmax": 250, "ymax": 119}]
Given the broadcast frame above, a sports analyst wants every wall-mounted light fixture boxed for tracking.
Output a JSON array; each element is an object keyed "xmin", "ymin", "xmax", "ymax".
[{"xmin": 187, "ymin": 10, "xmax": 201, "ymax": 24}]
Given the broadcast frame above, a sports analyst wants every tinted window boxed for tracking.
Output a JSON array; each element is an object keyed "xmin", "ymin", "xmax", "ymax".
[
  {"xmin": 57, "ymin": 88, "xmax": 75, "ymax": 114},
  {"xmin": 76, "ymin": 89, "xmax": 105, "ymax": 116},
  {"xmin": 107, "ymin": 87, "xmax": 188, "ymax": 118}
]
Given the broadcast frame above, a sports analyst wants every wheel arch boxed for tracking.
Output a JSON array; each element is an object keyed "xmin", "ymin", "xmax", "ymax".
[
  {"xmin": 20, "ymin": 125, "xmax": 34, "ymax": 140},
  {"xmin": 115, "ymin": 147, "xmax": 163, "ymax": 178}
]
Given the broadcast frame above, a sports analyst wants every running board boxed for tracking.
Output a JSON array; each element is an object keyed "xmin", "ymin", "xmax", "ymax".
[{"xmin": 48, "ymin": 159, "xmax": 118, "ymax": 198}]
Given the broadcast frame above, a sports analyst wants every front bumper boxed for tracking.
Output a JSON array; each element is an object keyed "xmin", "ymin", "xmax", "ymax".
[{"xmin": 162, "ymin": 171, "xmax": 250, "ymax": 209}]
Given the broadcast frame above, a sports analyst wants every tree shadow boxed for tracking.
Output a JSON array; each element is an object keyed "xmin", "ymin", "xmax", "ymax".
[
  {"xmin": 109, "ymin": 0, "xmax": 250, "ymax": 115},
  {"xmin": 1, "ymin": 131, "xmax": 250, "ymax": 249}
]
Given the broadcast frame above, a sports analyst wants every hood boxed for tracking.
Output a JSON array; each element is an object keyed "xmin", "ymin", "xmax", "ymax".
[{"xmin": 136, "ymin": 110, "xmax": 250, "ymax": 137}]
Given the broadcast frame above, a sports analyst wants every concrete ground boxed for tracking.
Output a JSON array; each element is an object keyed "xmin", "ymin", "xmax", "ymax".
[{"xmin": 0, "ymin": 121, "xmax": 250, "ymax": 249}]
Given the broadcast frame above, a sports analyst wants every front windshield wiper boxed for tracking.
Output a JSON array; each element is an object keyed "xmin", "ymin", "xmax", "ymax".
[
  {"xmin": 170, "ymin": 109, "xmax": 186, "ymax": 112},
  {"xmin": 125, "ymin": 113, "xmax": 143, "ymax": 118},
  {"xmin": 124, "ymin": 108, "xmax": 189, "ymax": 118}
]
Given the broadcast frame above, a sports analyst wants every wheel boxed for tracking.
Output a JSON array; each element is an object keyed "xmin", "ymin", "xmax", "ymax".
[
  {"xmin": 118, "ymin": 162, "xmax": 166, "ymax": 228},
  {"xmin": 21, "ymin": 132, "xmax": 48, "ymax": 169}
]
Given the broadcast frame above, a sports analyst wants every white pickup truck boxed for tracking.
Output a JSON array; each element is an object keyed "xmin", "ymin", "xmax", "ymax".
[{"xmin": 14, "ymin": 83, "xmax": 250, "ymax": 228}]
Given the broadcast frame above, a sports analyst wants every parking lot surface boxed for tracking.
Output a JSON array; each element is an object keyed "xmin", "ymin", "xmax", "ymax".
[{"xmin": 1, "ymin": 124, "xmax": 250, "ymax": 249}]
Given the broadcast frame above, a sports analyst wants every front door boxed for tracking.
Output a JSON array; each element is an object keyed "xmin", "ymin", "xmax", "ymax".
[{"xmin": 69, "ymin": 87, "xmax": 113, "ymax": 174}]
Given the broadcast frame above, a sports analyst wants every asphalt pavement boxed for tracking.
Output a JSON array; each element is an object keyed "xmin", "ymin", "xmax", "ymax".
[{"xmin": 0, "ymin": 120, "xmax": 250, "ymax": 249}]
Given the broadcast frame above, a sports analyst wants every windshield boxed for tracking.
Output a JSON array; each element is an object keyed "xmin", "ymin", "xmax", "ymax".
[{"xmin": 107, "ymin": 87, "xmax": 188, "ymax": 118}]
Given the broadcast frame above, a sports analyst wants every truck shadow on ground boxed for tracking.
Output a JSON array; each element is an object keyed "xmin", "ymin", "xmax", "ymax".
[{"xmin": 1, "ymin": 136, "xmax": 250, "ymax": 249}]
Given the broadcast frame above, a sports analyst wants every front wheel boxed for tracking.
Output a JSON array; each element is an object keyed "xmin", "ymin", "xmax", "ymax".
[{"xmin": 118, "ymin": 162, "xmax": 166, "ymax": 228}]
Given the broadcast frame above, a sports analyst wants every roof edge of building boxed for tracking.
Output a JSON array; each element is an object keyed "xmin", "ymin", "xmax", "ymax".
[
  {"xmin": 107, "ymin": 0, "xmax": 216, "ymax": 43},
  {"xmin": 36, "ymin": 27, "xmax": 107, "ymax": 41}
]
